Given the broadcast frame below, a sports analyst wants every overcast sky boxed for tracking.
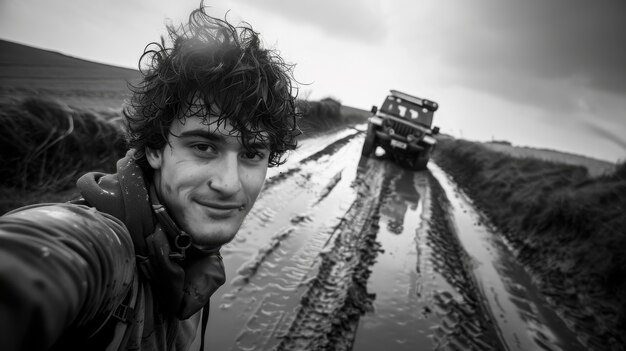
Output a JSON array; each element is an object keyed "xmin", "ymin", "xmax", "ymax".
[{"xmin": 1, "ymin": 0, "xmax": 625, "ymax": 162}]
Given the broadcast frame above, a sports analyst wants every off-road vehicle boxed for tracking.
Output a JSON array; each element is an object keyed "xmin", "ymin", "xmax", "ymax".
[{"xmin": 361, "ymin": 90, "xmax": 440, "ymax": 170}]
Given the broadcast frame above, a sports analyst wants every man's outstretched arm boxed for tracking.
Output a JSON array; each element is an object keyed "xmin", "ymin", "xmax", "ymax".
[{"xmin": 0, "ymin": 204, "xmax": 135, "ymax": 351}]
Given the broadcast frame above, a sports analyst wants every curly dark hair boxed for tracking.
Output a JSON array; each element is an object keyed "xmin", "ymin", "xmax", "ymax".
[{"xmin": 124, "ymin": 2, "xmax": 301, "ymax": 174}]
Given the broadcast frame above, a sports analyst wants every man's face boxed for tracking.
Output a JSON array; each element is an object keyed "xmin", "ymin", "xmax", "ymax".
[{"xmin": 146, "ymin": 115, "xmax": 269, "ymax": 248}]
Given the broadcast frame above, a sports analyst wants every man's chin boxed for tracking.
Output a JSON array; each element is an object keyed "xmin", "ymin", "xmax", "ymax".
[
  {"xmin": 182, "ymin": 213, "xmax": 241, "ymax": 247},
  {"xmin": 189, "ymin": 230, "xmax": 236, "ymax": 249}
]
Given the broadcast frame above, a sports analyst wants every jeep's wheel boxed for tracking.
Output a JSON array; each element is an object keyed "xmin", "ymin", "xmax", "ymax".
[{"xmin": 361, "ymin": 124, "xmax": 376, "ymax": 157}]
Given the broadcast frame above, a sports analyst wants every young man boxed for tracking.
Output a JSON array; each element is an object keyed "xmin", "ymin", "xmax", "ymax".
[{"xmin": 0, "ymin": 4, "xmax": 300, "ymax": 351}]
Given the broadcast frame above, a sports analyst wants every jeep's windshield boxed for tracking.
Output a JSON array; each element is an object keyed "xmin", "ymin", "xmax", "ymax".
[{"xmin": 380, "ymin": 96, "xmax": 433, "ymax": 127}]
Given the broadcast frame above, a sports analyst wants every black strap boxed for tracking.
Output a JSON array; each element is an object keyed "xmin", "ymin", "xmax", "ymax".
[
  {"xmin": 149, "ymin": 185, "xmax": 193, "ymax": 261},
  {"xmin": 200, "ymin": 304, "xmax": 210, "ymax": 351},
  {"xmin": 112, "ymin": 302, "xmax": 134, "ymax": 323}
]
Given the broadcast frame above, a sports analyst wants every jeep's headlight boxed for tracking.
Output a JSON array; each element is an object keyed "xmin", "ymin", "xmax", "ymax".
[
  {"xmin": 369, "ymin": 116, "xmax": 383, "ymax": 126},
  {"xmin": 423, "ymin": 135, "xmax": 436, "ymax": 144}
]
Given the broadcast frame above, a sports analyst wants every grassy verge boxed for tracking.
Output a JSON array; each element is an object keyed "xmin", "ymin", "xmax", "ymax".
[
  {"xmin": 296, "ymin": 97, "xmax": 368, "ymax": 138},
  {"xmin": 433, "ymin": 138, "xmax": 626, "ymax": 350}
]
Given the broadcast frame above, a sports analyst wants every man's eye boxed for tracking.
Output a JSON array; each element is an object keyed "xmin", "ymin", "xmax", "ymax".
[
  {"xmin": 243, "ymin": 150, "xmax": 265, "ymax": 161},
  {"xmin": 192, "ymin": 143, "xmax": 216, "ymax": 153}
]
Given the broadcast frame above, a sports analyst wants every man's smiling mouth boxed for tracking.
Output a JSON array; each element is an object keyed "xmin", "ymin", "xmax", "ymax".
[{"xmin": 194, "ymin": 199, "xmax": 245, "ymax": 217}]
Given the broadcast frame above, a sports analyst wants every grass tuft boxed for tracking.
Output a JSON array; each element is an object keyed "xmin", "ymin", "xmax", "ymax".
[{"xmin": 0, "ymin": 96, "xmax": 126, "ymax": 213}]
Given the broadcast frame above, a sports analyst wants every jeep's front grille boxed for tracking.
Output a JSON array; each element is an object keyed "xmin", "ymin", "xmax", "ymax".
[{"xmin": 389, "ymin": 120, "xmax": 414, "ymax": 137}]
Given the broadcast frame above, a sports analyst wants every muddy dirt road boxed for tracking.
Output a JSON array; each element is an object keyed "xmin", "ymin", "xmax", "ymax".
[{"xmin": 195, "ymin": 130, "xmax": 589, "ymax": 351}]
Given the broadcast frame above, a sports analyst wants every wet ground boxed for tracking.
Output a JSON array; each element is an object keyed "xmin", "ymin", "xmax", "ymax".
[{"xmin": 196, "ymin": 130, "xmax": 589, "ymax": 350}]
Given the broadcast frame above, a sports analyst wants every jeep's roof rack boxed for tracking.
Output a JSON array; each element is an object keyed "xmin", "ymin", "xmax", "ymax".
[
  {"xmin": 390, "ymin": 90, "xmax": 423, "ymax": 105},
  {"xmin": 389, "ymin": 90, "xmax": 438, "ymax": 111}
]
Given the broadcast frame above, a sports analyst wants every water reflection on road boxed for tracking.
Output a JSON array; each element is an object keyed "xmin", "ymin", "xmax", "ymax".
[
  {"xmin": 353, "ymin": 158, "xmax": 498, "ymax": 351},
  {"xmin": 352, "ymin": 161, "xmax": 433, "ymax": 350}
]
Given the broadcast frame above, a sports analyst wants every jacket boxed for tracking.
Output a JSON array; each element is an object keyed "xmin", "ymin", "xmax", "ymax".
[{"xmin": 0, "ymin": 150, "xmax": 226, "ymax": 350}]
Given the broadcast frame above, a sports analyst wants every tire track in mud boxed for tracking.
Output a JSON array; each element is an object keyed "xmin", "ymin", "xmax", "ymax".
[
  {"xmin": 275, "ymin": 157, "xmax": 388, "ymax": 351},
  {"xmin": 230, "ymin": 134, "xmax": 362, "ymax": 289},
  {"xmin": 423, "ymin": 172, "xmax": 501, "ymax": 350},
  {"xmin": 260, "ymin": 132, "xmax": 357, "ymax": 192}
]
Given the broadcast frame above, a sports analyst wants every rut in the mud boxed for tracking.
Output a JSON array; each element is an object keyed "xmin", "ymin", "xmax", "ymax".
[
  {"xmin": 275, "ymin": 155, "xmax": 386, "ymax": 350},
  {"xmin": 422, "ymin": 172, "xmax": 500, "ymax": 350}
]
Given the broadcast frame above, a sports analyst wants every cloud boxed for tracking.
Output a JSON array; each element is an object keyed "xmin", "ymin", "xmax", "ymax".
[
  {"xmin": 232, "ymin": 0, "xmax": 387, "ymax": 44},
  {"xmin": 436, "ymin": 0, "xmax": 626, "ymax": 94},
  {"xmin": 369, "ymin": 0, "xmax": 624, "ymax": 130},
  {"xmin": 582, "ymin": 120, "xmax": 626, "ymax": 150}
]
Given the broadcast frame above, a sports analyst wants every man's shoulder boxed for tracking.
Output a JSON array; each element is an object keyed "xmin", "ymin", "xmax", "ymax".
[{"xmin": 76, "ymin": 151, "xmax": 155, "ymax": 243}]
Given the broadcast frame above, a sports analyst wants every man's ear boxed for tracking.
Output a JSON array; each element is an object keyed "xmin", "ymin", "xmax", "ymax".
[{"xmin": 145, "ymin": 147, "xmax": 163, "ymax": 170}]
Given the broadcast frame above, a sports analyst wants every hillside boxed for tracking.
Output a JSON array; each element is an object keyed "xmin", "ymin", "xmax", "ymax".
[
  {"xmin": 483, "ymin": 141, "xmax": 616, "ymax": 177},
  {"xmin": 0, "ymin": 39, "xmax": 141, "ymax": 111}
]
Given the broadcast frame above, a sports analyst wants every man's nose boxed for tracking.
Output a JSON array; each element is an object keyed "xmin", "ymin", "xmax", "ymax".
[{"xmin": 208, "ymin": 153, "xmax": 242, "ymax": 195}]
